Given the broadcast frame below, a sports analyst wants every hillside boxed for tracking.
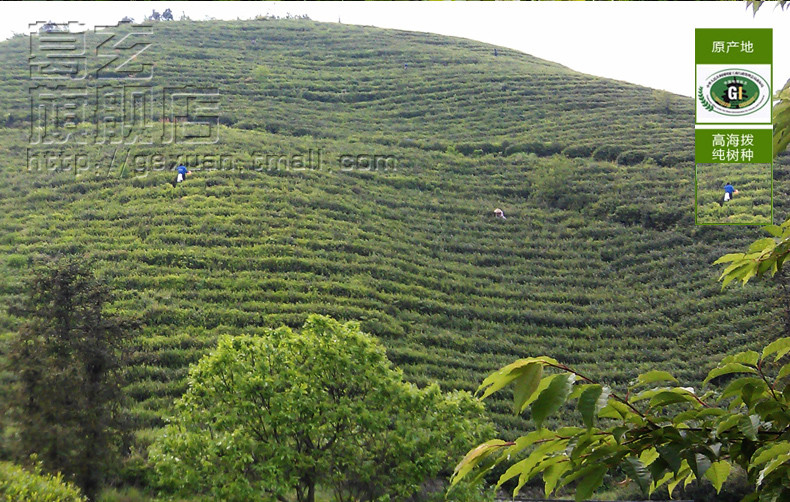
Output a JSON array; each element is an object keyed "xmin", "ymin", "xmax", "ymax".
[{"xmin": 0, "ymin": 18, "xmax": 788, "ymax": 440}]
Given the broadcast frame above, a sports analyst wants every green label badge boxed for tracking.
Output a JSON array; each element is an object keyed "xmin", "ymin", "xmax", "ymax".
[
  {"xmin": 695, "ymin": 28, "xmax": 772, "ymax": 64},
  {"xmin": 699, "ymin": 69, "xmax": 769, "ymax": 117},
  {"xmin": 695, "ymin": 129, "xmax": 772, "ymax": 164}
]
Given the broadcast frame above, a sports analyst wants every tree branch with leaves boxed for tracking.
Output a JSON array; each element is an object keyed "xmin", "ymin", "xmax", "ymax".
[{"xmin": 450, "ymin": 334, "xmax": 790, "ymax": 501}]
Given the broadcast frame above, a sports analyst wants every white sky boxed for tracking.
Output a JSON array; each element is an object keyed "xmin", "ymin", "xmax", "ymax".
[{"xmin": 3, "ymin": 1, "xmax": 789, "ymax": 97}]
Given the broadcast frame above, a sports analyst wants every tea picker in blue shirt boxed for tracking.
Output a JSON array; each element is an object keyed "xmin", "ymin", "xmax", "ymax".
[
  {"xmin": 723, "ymin": 182, "xmax": 738, "ymax": 203},
  {"xmin": 173, "ymin": 165, "xmax": 191, "ymax": 187}
]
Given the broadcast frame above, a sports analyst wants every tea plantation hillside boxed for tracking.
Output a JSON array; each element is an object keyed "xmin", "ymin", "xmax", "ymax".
[
  {"xmin": 0, "ymin": 18, "xmax": 788, "ymax": 438},
  {"xmin": 696, "ymin": 163, "xmax": 773, "ymax": 225}
]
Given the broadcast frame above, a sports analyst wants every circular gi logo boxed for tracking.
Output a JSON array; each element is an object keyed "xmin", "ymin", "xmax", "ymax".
[{"xmin": 698, "ymin": 69, "xmax": 769, "ymax": 116}]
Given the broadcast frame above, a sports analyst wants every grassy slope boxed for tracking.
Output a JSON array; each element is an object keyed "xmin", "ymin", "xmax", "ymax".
[{"xmin": 0, "ymin": 19, "xmax": 787, "ymax": 438}]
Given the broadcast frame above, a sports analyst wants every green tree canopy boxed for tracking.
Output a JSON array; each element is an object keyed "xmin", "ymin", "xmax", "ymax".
[
  {"xmin": 149, "ymin": 315, "xmax": 493, "ymax": 502},
  {"xmin": 5, "ymin": 258, "xmax": 131, "ymax": 501}
]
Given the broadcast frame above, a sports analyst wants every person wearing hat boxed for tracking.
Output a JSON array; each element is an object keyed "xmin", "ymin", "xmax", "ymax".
[{"xmin": 494, "ymin": 208, "xmax": 506, "ymax": 219}]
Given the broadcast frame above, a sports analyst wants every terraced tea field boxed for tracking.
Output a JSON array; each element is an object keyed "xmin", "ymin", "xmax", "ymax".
[
  {"xmin": 696, "ymin": 163, "xmax": 773, "ymax": 225},
  {"xmin": 0, "ymin": 19, "xmax": 787, "ymax": 441}
]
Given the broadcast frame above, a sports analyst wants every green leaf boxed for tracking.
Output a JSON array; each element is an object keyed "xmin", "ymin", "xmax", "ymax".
[
  {"xmin": 621, "ymin": 457, "xmax": 651, "ymax": 494},
  {"xmin": 610, "ymin": 425, "xmax": 629, "ymax": 443},
  {"xmin": 477, "ymin": 356, "xmax": 558, "ymax": 400},
  {"xmin": 650, "ymin": 470, "xmax": 674, "ymax": 496},
  {"xmin": 756, "ymin": 453, "xmax": 790, "ymax": 486},
  {"xmin": 648, "ymin": 389, "xmax": 701, "ymax": 409},
  {"xmin": 777, "ymin": 129, "xmax": 790, "ymax": 159},
  {"xmin": 496, "ymin": 457, "xmax": 533, "ymax": 488},
  {"xmin": 514, "ymin": 373, "xmax": 561, "ymax": 417},
  {"xmin": 599, "ymin": 400, "xmax": 643, "ymax": 426},
  {"xmin": 704, "ymin": 363, "xmax": 758, "ymax": 385},
  {"xmin": 673, "ymin": 407, "xmax": 725, "ymax": 425},
  {"xmin": 503, "ymin": 428, "xmax": 556, "ymax": 457},
  {"xmin": 528, "ymin": 455, "xmax": 566, "ymax": 490},
  {"xmin": 666, "ymin": 466, "xmax": 691, "ymax": 498},
  {"xmin": 716, "ymin": 414, "xmax": 741, "ymax": 436},
  {"xmin": 748, "ymin": 237, "xmax": 776, "ymax": 253},
  {"xmin": 598, "ymin": 403, "xmax": 622, "ymax": 420},
  {"xmin": 639, "ymin": 448, "xmax": 660, "ymax": 467},
  {"xmin": 498, "ymin": 445, "xmax": 567, "ymax": 493},
  {"xmin": 689, "ymin": 452, "xmax": 712, "ymax": 480},
  {"xmin": 738, "ymin": 414, "xmax": 760, "ymax": 441},
  {"xmin": 505, "ymin": 440, "xmax": 568, "ymax": 494},
  {"xmin": 631, "ymin": 370, "xmax": 678, "ymax": 388},
  {"xmin": 657, "ymin": 444, "xmax": 683, "ymax": 473},
  {"xmin": 531, "ymin": 373, "xmax": 575, "ymax": 427},
  {"xmin": 556, "ymin": 426, "xmax": 586, "ymax": 437},
  {"xmin": 720, "ymin": 377, "xmax": 766, "ymax": 401},
  {"xmin": 542, "ymin": 461, "xmax": 571, "ymax": 496},
  {"xmin": 762, "ymin": 337, "xmax": 790, "ymax": 362},
  {"xmin": 721, "ymin": 350, "xmax": 760, "ymax": 366},
  {"xmin": 513, "ymin": 363, "xmax": 543, "ymax": 414},
  {"xmin": 578, "ymin": 384, "xmax": 606, "ymax": 429},
  {"xmin": 704, "ymin": 460, "xmax": 731, "ymax": 494},
  {"xmin": 765, "ymin": 225, "xmax": 783, "ymax": 238},
  {"xmin": 574, "ymin": 466, "xmax": 607, "ymax": 502},
  {"xmin": 721, "ymin": 263, "xmax": 754, "ymax": 288},
  {"xmin": 751, "ymin": 442, "xmax": 790, "ymax": 467},
  {"xmin": 713, "ymin": 253, "xmax": 745, "ymax": 265},
  {"xmin": 451, "ymin": 439, "xmax": 509, "ymax": 486},
  {"xmin": 777, "ymin": 362, "xmax": 790, "ymax": 380},
  {"xmin": 720, "ymin": 260, "xmax": 751, "ymax": 278}
]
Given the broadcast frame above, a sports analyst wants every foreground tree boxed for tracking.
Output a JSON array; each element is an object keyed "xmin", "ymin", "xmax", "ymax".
[
  {"xmin": 149, "ymin": 315, "xmax": 494, "ymax": 502},
  {"xmin": 451, "ymin": 339, "xmax": 790, "ymax": 501},
  {"xmin": 451, "ymin": 223, "xmax": 790, "ymax": 501},
  {"xmin": 5, "ymin": 258, "xmax": 130, "ymax": 501}
]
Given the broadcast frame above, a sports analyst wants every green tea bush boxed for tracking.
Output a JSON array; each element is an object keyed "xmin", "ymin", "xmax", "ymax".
[
  {"xmin": 616, "ymin": 150, "xmax": 648, "ymax": 166},
  {"xmin": 0, "ymin": 461, "xmax": 85, "ymax": 502},
  {"xmin": 592, "ymin": 145, "xmax": 624, "ymax": 162},
  {"xmin": 561, "ymin": 145, "xmax": 594, "ymax": 158}
]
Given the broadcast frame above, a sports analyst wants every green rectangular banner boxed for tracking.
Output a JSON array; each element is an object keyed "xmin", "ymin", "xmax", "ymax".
[
  {"xmin": 694, "ymin": 129, "xmax": 772, "ymax": 164},
  {"xmin": 695, "ymin": 28, "xmax": 772, "ymax": 64}
]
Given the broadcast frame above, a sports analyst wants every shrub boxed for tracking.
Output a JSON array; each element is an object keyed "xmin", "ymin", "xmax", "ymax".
[
  {"xmin": 503, "ymin": 143, "xmax": 525, "ymax": 156},
  {"xmin": 616, "ymin": 150, "xmax": 648, "ymax": 166},
  {"xmin": 398, "ymin": 138, "xmax": 420, "ymax": 149},
  {"xmin": 562, "ymin": 145, "xmax": 594, "ymax": 158},
  {"xmin": 659, "ymin": 152, "xmax": 694, "ymax": 167},
  {"xmin": 0, "ymin": 461, "xmax": 85, "ymax": 502},
  {"xmin": 504, "ymin": 142, "xmax": 563, "ymax": 157},
  {"xmin": 5, "ymin": 254, "xmax": 26, "ymax": 268},
  {"xmin": 455, "ymin": 143, "xmax": 476, "ymax": 156},
  {"xmin": 592, "ymin": 145, "xmax": 624, "ymax": 162},
  {"xmin": 538, "ymin": 142, "xmax": 564, "ymax": 156}
]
